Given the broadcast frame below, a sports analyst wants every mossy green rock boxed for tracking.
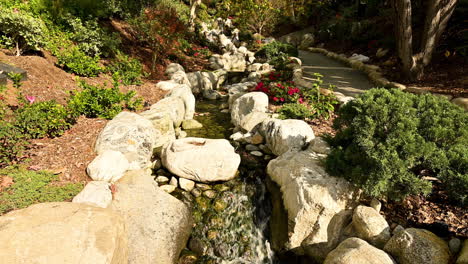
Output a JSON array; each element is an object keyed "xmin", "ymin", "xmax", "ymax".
[{"xmin": 182, "ymin": 119, "xmax": 204, "ymax": 130}]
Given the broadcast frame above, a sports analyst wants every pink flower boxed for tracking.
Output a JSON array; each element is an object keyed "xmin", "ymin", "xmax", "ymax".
[
  {"xmin": 194, "ymin": 52, "xmax": 200, "ymax": 57},
  {"xmin": 273, "ymin": 97, "xmax": 279, "ymax": 102},
  {"xmin": 26, "ymin": 96, "xmax": 36, "ymax": 104},
  {"xmin": 280, "ymin": 97, "xmax": 285, "ymax": 102},
  {"xmin": 298, "ymin": 97, "xmax": 304, "ymax": 104}
]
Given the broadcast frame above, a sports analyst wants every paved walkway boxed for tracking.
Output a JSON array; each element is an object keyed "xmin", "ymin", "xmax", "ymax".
[{"xmin": 299, "ymin": 50, "xmax": 373, "ymax": 97}]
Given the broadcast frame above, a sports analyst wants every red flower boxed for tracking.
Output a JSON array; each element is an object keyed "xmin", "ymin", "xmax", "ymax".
[
  {"xmin": 273, "ymin": 97, "xmax": 279, "ymax": 102},
  {"xmin": 280, "ymin": 98, "xmax": 285, "ymax": 102},
  {"xmin": 298, "ymin": 97, "xmax": 304, "ymax": 104},
  {"xmin": 194, "ymin": 52, "xmax": 200, "ymax": 57}
]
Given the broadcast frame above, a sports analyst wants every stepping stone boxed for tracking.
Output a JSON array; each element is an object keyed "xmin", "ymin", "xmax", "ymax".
[{"xmin": 0, "ymin": 62, "xmax": 27, "ymax": 81}]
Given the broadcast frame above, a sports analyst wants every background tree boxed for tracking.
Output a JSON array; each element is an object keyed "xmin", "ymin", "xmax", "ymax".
[{"xmin": 393, "ymin": 0, "xmax": 458, "ymax": 80}]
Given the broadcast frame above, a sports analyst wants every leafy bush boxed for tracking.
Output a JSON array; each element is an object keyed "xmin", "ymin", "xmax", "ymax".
[
  {"xmin": 107, "ymin": 51, "xmax": 144, "ymax": 85},
  {"xmin": 56, "ymin": 45, "xmax": 104, "ymax": 76},
  {"xmin": 255, "ymin": 41, "xmax": 298, "ymax": 62},
  {"xmin": 0, "ymin": 167, "xmax": 83, "ymax": 214},
  {"xmin": 14, "ymin": 100, "xmax": 75, "ymax": 139},
  {"xmin": 67, "ymin": 80, "xmax": 143, "ymax": 119},
  {"xmin": 326, "ymin": 89, "xmax": 468, "ymax": 205},
  {"xmin": 278, "ymin": 103, "xmax": 314, "ymax": 120},
  {"xmin": 64, "ymin": 16, "xmax": 121, "ymax": 57},
  {"xmin": 0, "ymin": 8, "xmax": 45, "ymax": 55},
  {"xmin": 0, "ymin": 121, "xmax": 27, "ymax": 168}
]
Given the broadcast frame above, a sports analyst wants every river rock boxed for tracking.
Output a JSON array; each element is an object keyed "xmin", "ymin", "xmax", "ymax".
[
  {"xmin": 452, "ymin": 98, "xmax": 468, "ymax": 111},
  {"xmin": 384, "ymin": 228, "xmax": 450, "ymax": 264},
  {"xmin": 160, "ymin": 184, "xmax": 176, "ymax": 193},
  {"xmin": 352, "ymin": 205, "xmax": 391, "ymax": 248},
  {"xmin": 260, "ymin": 118, "xmax": 315, "ymax": 156},
  {"xmin": 310, "ymin": 137, "xmax": 331, "ymax": 155},
  {"xmin": 155, "ymin": 176, "xmax": 169, "ymax": 184},
  {"xmin": 239, "ymin": 111, "xmax": 270, "ymax": 132},
  {"xmin": 182, "ymin": 119, "xmax": 203, "ymax": 130},
  {"xmin": 457, "ymin": 240, "xmax": 468, "ymax": 264},
  {"xmin": 171, "ymin": 70, "xmax": 191, "ymax": 86},
  {"xmin": 251, "ymin": 151, "xmax": 263, "ymax": 157},
  {"xmin": 146, "ymin": 96, "xmax": 185, "ymax": 128},
  {"xmin": 162, "ymin": 138, "xmax": 240, "ymax": 182},
  {"xmin": 0, "ymin": 202, "xmax": 128, "ymax": 264},
  {"xmin": 156, "ymin": 80, "xmax": 179, "ymax": 91},
  {"xmin": 227, "ymin": 82, "xmax": 257, "ymax": 108},
  {"xmin": 87, "ymin": 150, "xmax": 129, "ymax": 182},
  {"xmin": 231, "ymin": 92, "xmax": 269, "ymax": 130},
  {"xmin": 95, "ymin": 112, "xmax": 156, "ymax": 170},
  {"xmin": 246, "ymin": 144, "xmax": 260, "ymax": 151},
  {"xmin": 267, "ymin": 146, "xmax": 361, "ymax": 261},
  {"xmin": 179, "ymin": 178, "xmax": 195, "ymax": 192},
  {"xmin": 165, "ymin": 84, "xmax": 195, "ymax": 120},
  {"xmin": 72, "ymin": 181, "xmax": 112, "ymax": 208},
  {"xmin": 324, "ymin": 238, "xmax": 395, "ymax": 264},
  {"xmin": 166, "ymin": 63, "xmax": 185, "ymax": 78},
  {"xmin": 139, "ymin": 109, "xmax": 176, "ymax": 149},
  {"xmin": 111, "ymin": 172, "xmax": 192, "ymax": 264},
  {"xmin": 170, "ymin": 177, "xmax": 178, "ymax": 187}
]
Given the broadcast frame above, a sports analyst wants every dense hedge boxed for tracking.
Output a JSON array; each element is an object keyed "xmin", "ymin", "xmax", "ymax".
[{"xmin": 326, "ymin": 89, "xmax": 468, "ymax": 206}]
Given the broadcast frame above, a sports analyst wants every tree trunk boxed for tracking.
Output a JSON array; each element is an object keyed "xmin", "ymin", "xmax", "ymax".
[
  {"xmin": 189, "ymin": 0, "xmax": 202, "ymax": 32},
  {"xmin": 393, "ymin": 0, "xmax": 458, "ymax": 80}
]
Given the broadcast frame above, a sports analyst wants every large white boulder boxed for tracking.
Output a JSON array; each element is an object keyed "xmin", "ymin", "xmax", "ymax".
[
  {"xmin": 87, "ymin": 150, "xmax": 129, "ymax": 182},
  {"xmin": 267, "ymin": 146, "xmax": 361, "ymax": 261},
  {"xmin": 260, "ymin": 118, "xmax": 315, "ymax": 156},
  {"xmin": 111, "ymin": 171, "xmax": 192, "ymax": 264},
  {"xmin": 352, "ymin": 205, "xmax": 391, "ymax": 248},
  {"xmin": 165, "ymin": 84, "xmax": 195, "ymax": 120},
  {"xmin": 139, "ymin": 110, "xmax": 176, "ymax": 149},
  {"xmin": 165, "ymin": 63, "xmax": 185, "ymax": 78},
  {"xmin": 227, "ymin": 82, "xmax": 257, "ymax": 108},
  {"xmin": 384, "ymin": 228, "xmax": 450, "ymax": 264},
  {"xmin": 0, "ymin": 202, "xmax": 128, "ymax": 264},
  {"xmin": 231, "ymin": 92, "xmax": 269, "ymax": 130},
  {"xmin": 95, "ymin": 112, "xmax": 156, "ymax": 170},
  {"xmin": 324, "ymin": 238, "xmax": 395, "ymax": 264},
  {"xmin": 147, "ymin": 96, "xmax": 185, "ymax": 127},
  {"xmin": 72, "ymin": 181, "xmax": 112, "ymax": 208},
  {"xmin": 156, "ymin": 80, "xmax": 179, "ymax": 91},
  {"xmin": 162, "ymin": 137, "xmax": 240, "ymax": 182}
]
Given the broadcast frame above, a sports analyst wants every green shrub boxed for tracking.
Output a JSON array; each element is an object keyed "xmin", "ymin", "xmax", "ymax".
[
  {"xmin": 67, "ymin": 80, "xmax": 143, "ymax": 119},
  {"xmin": 255, "ymin": 41, "xmax": 298, "ymax": 62},
  {"xmin": 0, "ymin": 8, "xmax": 45, "ymax": 55},
  {"xmin": 56, "ymin": 45, "xmax": 104, "ymax": 76},
  {"xmin": 107, "ymin": 51, "xmax": 144, "ymax": 85},
  {"xmin": 0, "ymin": 167, "xmax": 83, "ymax": 214},
  {"xmin": 278, "ymin": 103, "xmax": 313, "ymax": 120},
  {"xmin": 326, "ymin": 88, "xmax": 468, "ymax": 205},
  {"xmin": 0, "ymin": 121, "xmax": 27, "ymax": 168},
  {"xmin": 14, "ymin": 100, "xmax": 75, "ymax": 139}
]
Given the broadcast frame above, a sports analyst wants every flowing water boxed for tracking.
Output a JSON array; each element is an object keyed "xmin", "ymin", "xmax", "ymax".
[{"xmin": 174, "ymin": 100, "xmax": 277, "ymax": 264}]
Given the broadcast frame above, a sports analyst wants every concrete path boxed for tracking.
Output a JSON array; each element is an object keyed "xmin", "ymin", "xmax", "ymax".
[{"xmin": 299, "ymin": 50, "xmax": 373, "ymax": 97}]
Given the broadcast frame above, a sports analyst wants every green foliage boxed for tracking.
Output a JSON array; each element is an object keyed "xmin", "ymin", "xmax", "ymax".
[
  {"xmin": 67, "ymin": 80, "xmax": 143, "ymax": 119},
  {"xmin": 107, "ymin": 51, "xmax": 144, "ymax": 85},
  {"xmin": 278, "ymin": 103, "xmax": 314, "ymax": 120},
  {"xmin": 0, "ymin": 167, "xmax": 83, "ymax": 214},
  {"xmin": 14, "ymin": 100, "xmax": 74, "ymax": 139},
  {"xmin": 0, "ymin": 121, "xmax": 27, "ymax": 168},
  {"xmin": 0, "ymin": 8, "xmax": 45, "ymax": 55},
  {"xmin": 64, "ymin": 16, "xmax": 121, "ymax": 57},
  {"xmin": 255, "ymin": 41, "xmax": 298, "ymax": 62},
  {"xmin": 56, "ymin": 45, "xmax": 104, "ymax": 76},
  {"xmin": 326, "ymin": 88, "xmax": 468, "ymax": 205}
]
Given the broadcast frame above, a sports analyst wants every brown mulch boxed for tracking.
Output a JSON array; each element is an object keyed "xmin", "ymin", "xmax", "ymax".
[{"xmin": 23, "ymin": 116, "xmax": 108, "ymax": 183}]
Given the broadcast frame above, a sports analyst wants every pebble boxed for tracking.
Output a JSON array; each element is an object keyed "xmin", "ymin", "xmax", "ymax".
[
  {"xmin": 191, "ymin": 188, "xmax": 202, "ymax": 198},
  {"xmin": 393, "ymin": 225, "xmax": 405, "ymax": 235},
  {"xmin": 449, "ymin": 238, "xmax": 462, "ymax": 254},
  {"xmin": 370, "ymin": 198, "xmax": 382, "ymax": 212},
  {"xmin": 169, "ymin": 177, "xmax": 178, "ymax": 187},
  {"xmin": 250, "ymin": 151, "xmax": 263, "ymax": 157},
  {"xmin": 179, "ymin": 178, "xmax": 195, "ymax": 192},
  {"xmin": 203, "ymin": 190, "xmax": 217, "ymax": 199},
  {"xmin": 160, "ymin": 185, "xmax": 176, "ymax": 193},
  {"xmin": 245, "ymin": 144, "xmax": 260, "ymax": 151},
  {"xmin": 155, "ymin": 176, "xmax": 169, "ymax": 183},
  {"xmin": 196, "ymin": 183, "xmax": 212, "ymax": 191}
]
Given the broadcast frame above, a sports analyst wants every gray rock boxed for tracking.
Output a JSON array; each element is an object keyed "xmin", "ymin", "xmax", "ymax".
[
  {"xmin": 87, "ymin": 150, "xmax": 129, "ymax": 182},
  {"xmin": 352, "ymin": 205, "xmax": 391, "ymax": 248},
  {"xmin": 457, "ymin": 240, "xmax": 468, "ymax": 264},
  {"xmin": 324, "ymin": 238, "xmax": 395, "ymax": 264},
  {"xmin": 260, "ymin": 118, "xmax": 315, "ymax": 156},
  {"xmin": 450, "ymin": 238, "xmax": 462, "ymax": 254},
  {"xmin": 310, "ymin": 137, "xmax": 331, "ymax": 155},
  {"xmin": 250, "ymin": 151, "xmax": 263, "ymax": 157},
  {"xmin": 145, "ymin": 97, "xmax": 185, "ymax": 128},
  {"xmin": 246, "ymin": 144, "xmax": 260, "ymax": 151},
  {"xmin": 95, "ymin": 112, "xmax": 156, "ymax": 170},
  {"xmin": 370, "ymin": 198, "xmax": 382, "ymax": 212},
  {"xmin": 111, "ymin": 172, "xmax": 192, "ymax": 264},
  {"xmin": 0, "ymin": 202, "xmax": 128, "ymax": 264},
  {"xmin": 267, "ymin": 147, "xmax": 361, "ymax": 261},
  {"xmin": 384, "ymin": 228, "xmax": 450, "ymax": 264},
  {"xmin": 72, "ymin": 181, "xmax": 112, "ymax": 208},
  {"xmin": 162, "ymin": 138, "xmax": 240, "ymax": 182},
  {"xmin": 165, "ymin": 63, "xmax": 185, "ymax": 78},
  {"xmin": 165, "ymin": 84, "xmax": 195, "ymax": 120},
  {"xmin": 393, "ymin": 225, "xmax": 405, "ymax": 235},
  {"xmin": 139, "ymin": 110, "xmax": 176, "ymax": 149},
  {"xmin": 231, "ymin": 92, "xmax": 269, "ymax": 131}
]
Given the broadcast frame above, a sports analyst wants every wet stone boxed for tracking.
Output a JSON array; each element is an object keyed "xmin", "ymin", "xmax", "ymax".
[
  {"xmin": 245, "ymin": 144, "xmax": 260, "ymax": 151},
  {"xmin": 191, "ymin": 188, "xmax": 202, "ymax": 198},
  {"xmin": 203, "ymin": 190, "xmax": 217, "ymax": 199},
  {"xmin": 196, "ymin": 183, "xmax": 212, "ymax": 191},
  {"xmin": 250, "ymin": 151, "xmax": 263, "ymax": 157}
]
